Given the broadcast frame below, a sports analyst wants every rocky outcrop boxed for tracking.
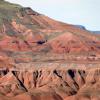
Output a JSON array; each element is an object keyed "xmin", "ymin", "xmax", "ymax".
[{"xmin": 0, "ymin": 63, "xmax": 99, "ymax": 100}]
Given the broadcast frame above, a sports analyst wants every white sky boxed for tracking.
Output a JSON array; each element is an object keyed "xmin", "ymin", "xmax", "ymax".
[{"xmin": 6, "ymin": 0, "xmax": 100, "ymax": 30}]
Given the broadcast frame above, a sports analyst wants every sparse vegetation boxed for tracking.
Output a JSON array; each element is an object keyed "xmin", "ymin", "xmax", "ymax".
[
  {"xmin": 0, "ymin": 35, "xmax": 4, "ymax": 41},
  {"xmin": 18, "ymin": 34, "xmax": 26, "ymax": 40},
  {"xmin": 0, "ymin": 0, "xmax": 22, "ymax": 37},
  {"xmin": 7, "ymin": 29, "xmax": 16, "ymax": 36},
  {"xmin": 45, "ymin": 31, "xmax": 65, "ymax": 41}
]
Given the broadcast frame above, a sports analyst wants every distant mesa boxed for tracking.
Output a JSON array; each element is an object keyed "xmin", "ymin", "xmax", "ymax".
[
  {"xmin": 74, "ymin": 25, "xmax": 100, "ymax": 34},
  {"xmin": 92, "ymin": 31, "xmax": 100, "ymax": 34},
  {"xmin": 74, "ymin": 25, "xmax": 86, "ymax": 30}
]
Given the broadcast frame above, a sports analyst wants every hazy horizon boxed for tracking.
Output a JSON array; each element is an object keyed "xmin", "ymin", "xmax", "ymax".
[{"xmin": 6, "ymin": 0, "xmax": 100, "ymax": 31}]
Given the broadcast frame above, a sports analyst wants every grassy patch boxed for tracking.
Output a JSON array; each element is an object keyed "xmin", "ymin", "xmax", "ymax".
[{"xmin": 0, "ymin": 0, "xmax": 22, "ymax": 24}]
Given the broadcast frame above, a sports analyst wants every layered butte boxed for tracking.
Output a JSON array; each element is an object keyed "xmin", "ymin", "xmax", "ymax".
[{"xmin": 0, "ymin": 0, "xmax": 99, "ymax": 100}]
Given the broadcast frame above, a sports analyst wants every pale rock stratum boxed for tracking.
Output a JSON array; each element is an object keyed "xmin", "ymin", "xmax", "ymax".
[{"xmin": 0, "ymin": 0, "xmax": 99, "ymax": 100}]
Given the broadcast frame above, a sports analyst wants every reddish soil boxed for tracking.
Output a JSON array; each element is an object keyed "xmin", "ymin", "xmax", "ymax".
[{"xmin": 0, "ymin": 0, "xmax": 99, "ymax": 100}]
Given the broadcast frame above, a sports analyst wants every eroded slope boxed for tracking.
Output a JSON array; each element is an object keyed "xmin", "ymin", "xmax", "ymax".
[{"xmin": 0, "ymin": 63, "xmax": 100, "ymax": 100}]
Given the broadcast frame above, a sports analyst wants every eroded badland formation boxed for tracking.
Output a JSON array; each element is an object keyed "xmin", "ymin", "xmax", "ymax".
[{"xmin": 0, "ymin": 0, "xmax": 100, "ymax": 100}]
